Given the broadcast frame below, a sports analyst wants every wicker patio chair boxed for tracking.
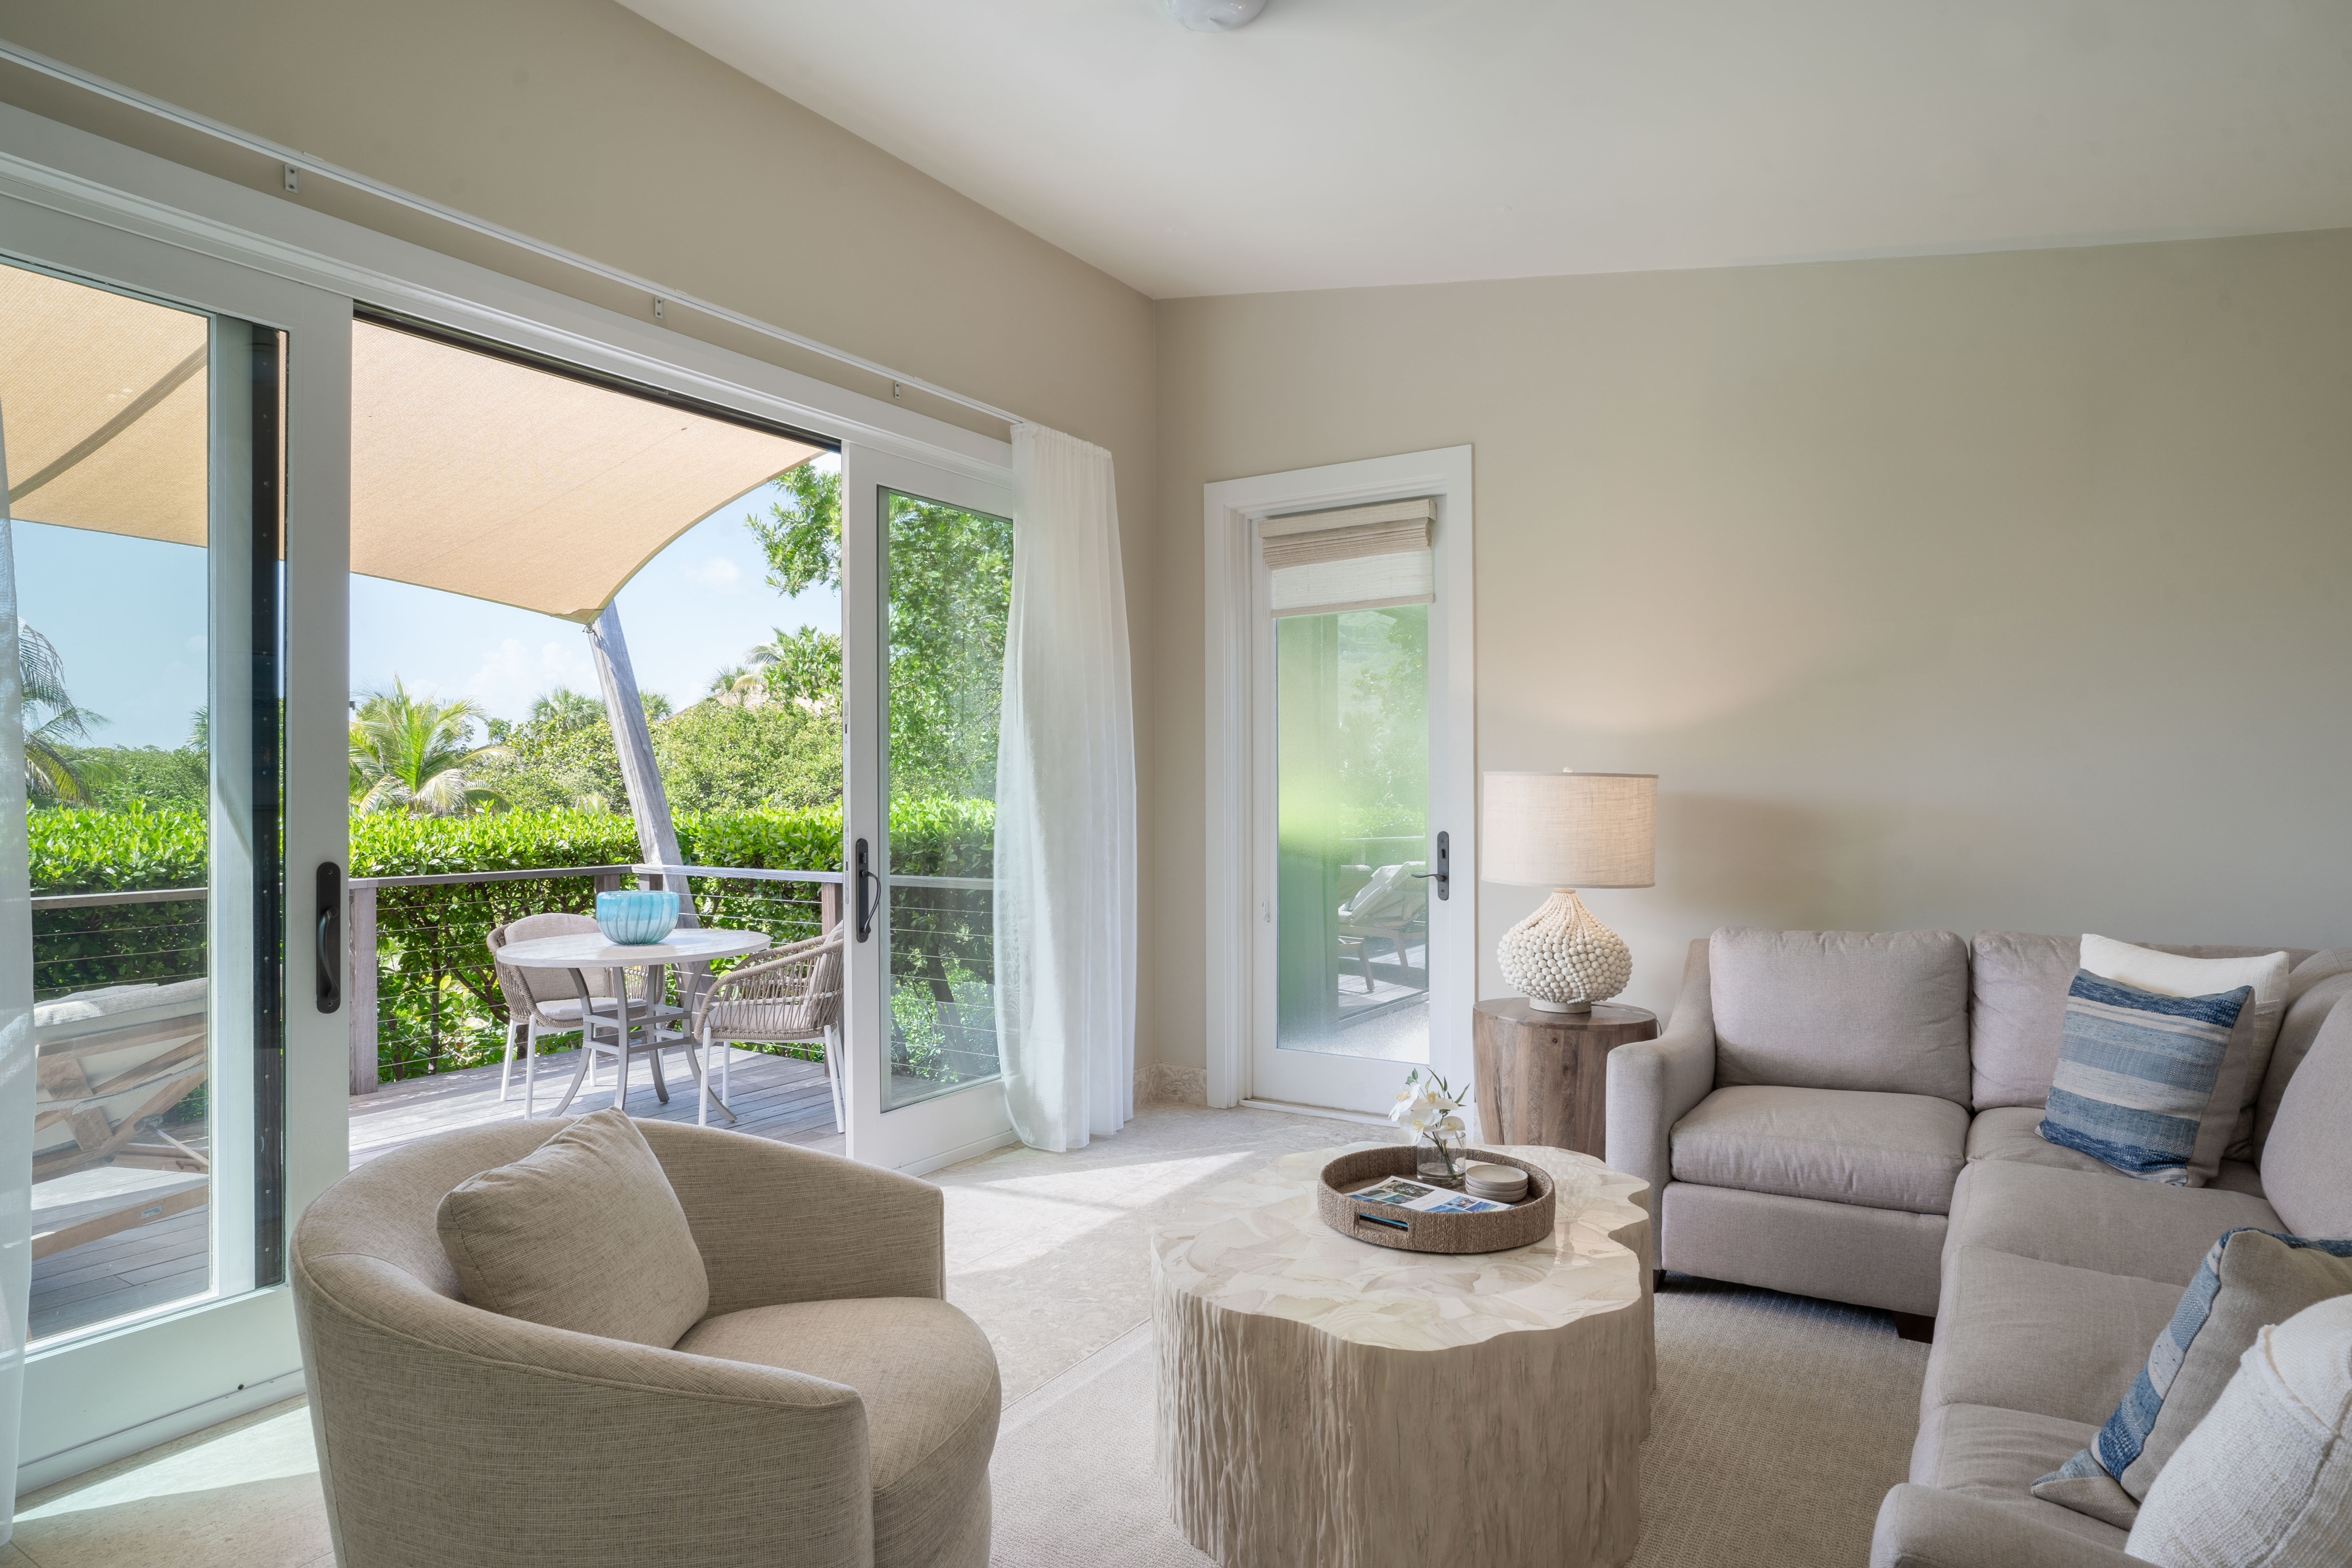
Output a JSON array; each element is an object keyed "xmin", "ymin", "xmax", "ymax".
[
  {"xmin": 683, "ymin": 926, "xmax": 847, "ymax": 1132},
  {"xmin": 487, "ymin": 912, "xmax": 686, "ymax": 1117}
]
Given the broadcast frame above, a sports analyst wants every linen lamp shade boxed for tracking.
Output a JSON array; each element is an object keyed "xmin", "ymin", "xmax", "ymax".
[{"xmin": 1483, "ymin": 773, "xmax": 1656, "ymax": 889}]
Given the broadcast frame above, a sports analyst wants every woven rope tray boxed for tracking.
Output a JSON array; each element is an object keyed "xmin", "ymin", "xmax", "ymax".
[{"xmin": 1315, "ymin": 1145, "xmax": 1557, "ymax": 1254}]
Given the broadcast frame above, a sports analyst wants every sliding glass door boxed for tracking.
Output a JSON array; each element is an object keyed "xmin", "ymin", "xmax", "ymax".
[
  {"xmin": 839, "ymin": 444, "xmax": 1016, "ymax": 1171},
  {"xmin": 3, "ymin": 191, "xmax": 349, "ymax": 1480}
]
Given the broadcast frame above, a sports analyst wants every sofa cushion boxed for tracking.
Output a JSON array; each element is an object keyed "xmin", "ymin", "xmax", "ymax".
[
  {"xmin": 2262, "ymin": 998, "xmax": 2352, "ymax": 1240},
  {"xmin": 1709, "ymin": 928, "xmax": 1971, "ymax": 1105},
  {"xmin": 1672, "ymin": 1085, "xmax": 1967, "ymax": 1214},
  {"xmin": 678, "ymin": 1296, "xmax": 1000, "ymax": 1568},
  {"xmin": 2125, "ymin": 1294, "xmax": 2352, "ymax": 1568},
  {"xmin": 1970, "ymin": 932, "xmax": 2079, "ymax": 1111},
  {"xmin": 2037, "ymin": 969, "xmax": 2252, "ymax": 1187},
  {"xmin": 2034, "ymin": 1229, "xmax": 2352, "ymax": 1529},
  {"xmin": 1944, "ymin": 1160, "xmax": 2280, "ymax": 1289},
  {"xmin": 1927, "ymin": 1246, "xmax": 2186, "ymax": 1428},
  {"xmin": 2249, "ymin": 957, "xmax": 2352, "ymax": 1158},
  {"xmin": 2078, "ymin": 938, "xmax": 2289, "ymax": 1185},
  {"xmin": 1910, "ymin": 1403, "xmax": 2128, "ymax": 1550},
  {"xmin": 434, "ymin": 1108, "xmax": 709, "ymax": 1348}
]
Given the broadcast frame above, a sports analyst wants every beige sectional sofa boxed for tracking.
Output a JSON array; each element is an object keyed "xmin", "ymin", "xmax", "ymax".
[{"xmin": 1605, "ymin": 927, "xmax": 2352, "ymax": 1566}]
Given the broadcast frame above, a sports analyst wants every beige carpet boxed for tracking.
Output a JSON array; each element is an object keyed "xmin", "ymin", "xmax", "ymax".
[{"xmin": 989, "ymin": 1277, "xmax": 1929, "ymax": 1568}]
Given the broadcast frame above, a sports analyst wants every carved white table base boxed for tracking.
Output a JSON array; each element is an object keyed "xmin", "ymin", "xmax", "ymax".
[{"xmin": 1150, "ymin": 1143, "xmax": 1654, "ymax": 1568}]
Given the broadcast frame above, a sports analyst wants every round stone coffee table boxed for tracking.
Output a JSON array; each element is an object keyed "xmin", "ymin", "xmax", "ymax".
[{"xmin": 1150, "ymin": 1142, "xmax": 1653, "ymax": 1568}]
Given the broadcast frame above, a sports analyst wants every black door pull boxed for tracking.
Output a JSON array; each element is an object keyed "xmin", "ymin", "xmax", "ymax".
[
  {"xmin": 854, "ymin": 838, "xmax": 878, "ymax": 942},
  {"xmin": 1410, "ymin": 831, "xmax": 1450, "ymax": 901},
  {"xmin": 316, "ymin": 861, "xmax": 343, "ymax": 1012}
]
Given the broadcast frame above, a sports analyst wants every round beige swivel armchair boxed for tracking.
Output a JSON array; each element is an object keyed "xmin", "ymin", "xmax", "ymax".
[{"xmin": 292, "ymin": 1119, "xmax": 998, "ymax": 1568}]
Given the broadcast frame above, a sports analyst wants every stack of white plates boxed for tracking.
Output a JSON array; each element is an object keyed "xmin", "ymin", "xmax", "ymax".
[{"xmin": 1463, "ymin": 1163, "xmax": 1530, "ymax": 1203}]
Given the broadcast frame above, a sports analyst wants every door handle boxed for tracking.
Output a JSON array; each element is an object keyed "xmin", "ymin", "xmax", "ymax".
[
  {"xmin": 854, "ymin": 838, "xmax": 879, "ymax": 943},
  {"xmin": 315, "ymin": 861, "xmax": 343, "ymax": 1012},
  {"xmin": 1410, "ymin": 831, "xmax": 1450, "ymax": 901}
]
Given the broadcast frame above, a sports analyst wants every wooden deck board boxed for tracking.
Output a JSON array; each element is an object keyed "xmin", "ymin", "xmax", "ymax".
[{"xmin": 30, "ymin": 1046, "xmax": 844, "ymax": 1343}]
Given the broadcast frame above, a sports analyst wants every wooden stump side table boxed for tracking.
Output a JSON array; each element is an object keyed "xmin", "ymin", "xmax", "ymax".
[
  {"xmin": 1151, "ymin": 1144, "xmax": 1654, "ymax": 1568},
  {"xmin": 1472, "ymin": 999, "xmax": 1658, "ymax": 1158}
]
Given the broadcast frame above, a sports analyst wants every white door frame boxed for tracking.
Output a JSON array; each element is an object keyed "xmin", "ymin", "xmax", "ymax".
[
  {"xmin": 838, "ymin": 443, "xmax": 1019, "ymax": 1174},
  {"xmin": 1202, "ymin": 447, "xmax": 1476, "ymax": 1116},
  {"xmin": 1, "ymin": 192, "xmax": 353, "ymax": 1489}
]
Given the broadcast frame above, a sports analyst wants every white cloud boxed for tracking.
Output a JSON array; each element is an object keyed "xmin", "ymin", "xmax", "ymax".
[
  {"xmin": 459, "ymin": 636, "xmax": 598, "ymax": 721},
  {"xmin": 681, "ymin": 556, "xmax": 742, "ymax": 591}
]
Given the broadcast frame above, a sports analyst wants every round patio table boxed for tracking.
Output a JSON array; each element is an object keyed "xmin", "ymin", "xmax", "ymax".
[{"xmin": 494, "ymin": 927, "xmax": 770, "ymax": 1125}]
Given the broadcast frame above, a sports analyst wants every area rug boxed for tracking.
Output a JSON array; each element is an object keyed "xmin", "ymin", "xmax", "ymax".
[{"xmin": 988, "ymin": 1276, "xmax": 1928, "ymax": 1568}]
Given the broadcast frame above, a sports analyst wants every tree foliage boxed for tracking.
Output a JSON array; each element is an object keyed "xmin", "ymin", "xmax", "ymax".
[
  {"xmin": 20, "ymin": 626, "xmax": 106, "ymax": 805},
  {"xmin": 744, "ymin": 462, "xmax": 1009, "ymax": 800}
]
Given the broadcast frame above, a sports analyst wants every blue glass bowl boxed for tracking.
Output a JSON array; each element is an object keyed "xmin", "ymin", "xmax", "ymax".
[{"xmin": 595, "ymin": 890, "xmax": 679, "ymax": 946}]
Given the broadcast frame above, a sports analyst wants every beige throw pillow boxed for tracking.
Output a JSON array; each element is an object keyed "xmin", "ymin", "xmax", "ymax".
[
  {"xmin": 2079, "ymin": 935, "xmax": 2288, "ymax": 1186},
  {"xmin": 436, "ymin": 1108, "xmax": 709, "ymax": 1347}
]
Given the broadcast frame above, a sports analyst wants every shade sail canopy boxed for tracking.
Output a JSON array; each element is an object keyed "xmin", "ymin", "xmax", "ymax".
[
  {"xmin": 350, "ymin": 322, "xmax": 822, "ymax": 621},
  {"xmin": 1, "ymin": 264, "xmax": 210, "ymax": 547},
  {"xmin": 0, "ymin": 261, "xmax": 823, "ymax": 621}
]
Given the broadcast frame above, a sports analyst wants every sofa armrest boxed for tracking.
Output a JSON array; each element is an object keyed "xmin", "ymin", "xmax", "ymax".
[
  {"xmin": 1605, "ymin": 938, "xmax": 1716, "ymax": 1267},
  {"xmin": 1871, "ymin": 1486, "xmax": 2142, "ymax": 1568},
  {"xmin": 640, "ymin": 1123, "xmax": 945, "ymax": 1311}
]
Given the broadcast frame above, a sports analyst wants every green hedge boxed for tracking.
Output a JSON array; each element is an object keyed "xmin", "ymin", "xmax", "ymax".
[{"xmin": 29, "ymin": 800, "xmax": 996, "ymax": 893}]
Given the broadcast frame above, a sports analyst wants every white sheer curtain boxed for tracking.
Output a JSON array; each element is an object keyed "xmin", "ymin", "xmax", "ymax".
[
  {"xmin": 1, "ymin": 413, "xmax": 36, "ymax": 1540},
  {"xmin": 994, "ymin": 425, "xmax": 1138, "ymax": 1152}
]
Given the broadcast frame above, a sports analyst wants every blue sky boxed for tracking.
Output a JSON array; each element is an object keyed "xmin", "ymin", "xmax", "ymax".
[{"xmin": 16, "ymin": 455, "xmax": 840, "ymax": 750}]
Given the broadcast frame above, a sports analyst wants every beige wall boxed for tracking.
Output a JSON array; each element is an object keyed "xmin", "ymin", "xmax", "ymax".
[
  {"xmin": 1153, "ymin": 229, "xmax": 2352, "ymax": 1064},
  {"xmin": 1, "ymin": 0, "xmax": 1167, "ymax": 1058}
]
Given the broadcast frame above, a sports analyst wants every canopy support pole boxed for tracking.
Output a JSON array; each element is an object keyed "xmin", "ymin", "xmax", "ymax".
[{"xmin": 587, "ymin": 603, "xmax": 699, "ymax": 930}]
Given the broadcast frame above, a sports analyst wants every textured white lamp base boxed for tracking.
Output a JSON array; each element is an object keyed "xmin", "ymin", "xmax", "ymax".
[{"xmin": 1496, "ymin": 888, "xmax": 1632, "ymax": 1013}]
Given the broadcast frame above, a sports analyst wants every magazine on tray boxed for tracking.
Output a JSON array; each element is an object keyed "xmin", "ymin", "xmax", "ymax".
[{"xmin": 1351, "ymin": 1177, "xmax": 1511, "ymax": 1215}]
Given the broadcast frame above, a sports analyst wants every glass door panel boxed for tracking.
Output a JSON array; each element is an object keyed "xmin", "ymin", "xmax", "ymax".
[
  {"xmin": 837, "ymin": 443, "xmax": 1015, "ymax": 1171},
  {"xmin": 4, "ymin": 260, "xmax": 284, "ymax": 1345},
  {"xmin": 1274, "ymin": 603, "xmax": 1431, "ymax": 1064},
  {"xmin": 880, "ymin": 489, "xmax": 1011, "ymax": 1110}
]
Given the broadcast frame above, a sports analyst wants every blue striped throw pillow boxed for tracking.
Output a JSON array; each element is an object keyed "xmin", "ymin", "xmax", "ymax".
[
  {"xmin": 2033, "ymin": 1229, "xmax": 2352, "ymax": 1528},
  {"xmin": 2035, "ymin": 970, "xmax": 2249, "ymax": 1185}
]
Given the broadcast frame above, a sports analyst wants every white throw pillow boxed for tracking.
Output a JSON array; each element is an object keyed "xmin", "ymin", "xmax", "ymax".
[
  {"xmin": 2127, "ymin": 1294, "xmax": 2352, "ymax": 1567},
  {"xmin": 2079, "ymin": 935, "xmax": 2288, "ymax": 1185}
]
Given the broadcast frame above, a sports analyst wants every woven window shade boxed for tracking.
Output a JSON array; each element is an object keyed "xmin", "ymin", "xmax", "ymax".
[{"xmin": 1260, "ymin": 497, "xmax": 1435, "ymax": 616}]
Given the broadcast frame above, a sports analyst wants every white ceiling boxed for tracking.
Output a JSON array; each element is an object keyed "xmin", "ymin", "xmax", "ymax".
[{"xmin": 620, "ymin": 0, "xmax": 2352, "ymax": 300}]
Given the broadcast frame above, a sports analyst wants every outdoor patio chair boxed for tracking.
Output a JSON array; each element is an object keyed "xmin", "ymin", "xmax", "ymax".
[
  {"xmin": 487, "ymin": 912, "xmax": 686, "ymax": 1117},
  {"xmin": 683, "ymin": 925, "xmax": 847, "ymax": 1132},
  {"xmin": 1335, "ymin": 862, "xmax": 1430, "ymax": 994}
]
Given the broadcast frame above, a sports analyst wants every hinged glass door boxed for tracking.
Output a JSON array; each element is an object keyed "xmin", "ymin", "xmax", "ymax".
[{"xmin": 838, "ymin": 443, "xmax": 1016, "ymax": 1172}]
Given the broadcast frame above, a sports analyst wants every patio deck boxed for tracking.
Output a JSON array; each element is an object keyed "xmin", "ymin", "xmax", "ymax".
[{"xmin": 28, "ymin": 1044, "xmax": 841, "ymax": 1343}]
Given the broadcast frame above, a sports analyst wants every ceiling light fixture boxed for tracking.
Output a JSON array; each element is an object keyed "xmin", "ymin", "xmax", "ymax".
[{"xmin": 1164, "ymin": 0, "xmax": 1267, "ymax": 32}]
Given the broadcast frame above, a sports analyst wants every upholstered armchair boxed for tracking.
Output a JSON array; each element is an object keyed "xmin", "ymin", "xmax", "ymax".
[{"xmin": 292, "ymin": 1120, "xmax": 998, "ymax": 1568}]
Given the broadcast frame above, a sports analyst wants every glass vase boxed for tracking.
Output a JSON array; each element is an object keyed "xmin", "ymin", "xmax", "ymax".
[{"xmin": 1415, "ymin": 1131, "xmax": 1464, "ymax": 1188}]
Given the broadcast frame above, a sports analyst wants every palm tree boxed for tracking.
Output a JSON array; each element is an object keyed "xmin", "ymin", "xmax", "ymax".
[
  {"xmin": 742, "ymin": 626, "xmax": 842, "ymax": 717},
  {"xmin": 704, "ymin": 664, "xmax": 764, "ymax": 708},
  {"xmin": 528, "ymin": 686, "xmax": 606, "ymax": 733},
  {"xmin": 349, "ymin": 679, "xmax": 510, "ymax": 816},
  {"xmin": 20, "ymin": 626, "xmax": 106, "ymax": 804}
]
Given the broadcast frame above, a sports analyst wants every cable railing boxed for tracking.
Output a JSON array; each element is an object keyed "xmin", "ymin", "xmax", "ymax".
[{"xmin": 35, "ymin": 864, "xmax": 999, "ymax": 1101}]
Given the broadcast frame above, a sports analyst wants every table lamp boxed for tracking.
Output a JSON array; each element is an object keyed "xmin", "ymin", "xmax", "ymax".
[{"xmin": 1483, "ymin": 771, "xmax": 1657, "ymax": 1012}]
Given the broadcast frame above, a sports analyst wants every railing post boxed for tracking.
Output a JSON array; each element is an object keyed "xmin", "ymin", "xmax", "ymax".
[
  {"xmin": 595, "ymin": 870, "xmax": 623, "ymax": 895},
  {"xmin": 820, "ymin": 881, "xmax": 841, "ymax": 936},
  {"xmin": 347, "ymin": 883, "xmax": 378, "ymax": 1096}
]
